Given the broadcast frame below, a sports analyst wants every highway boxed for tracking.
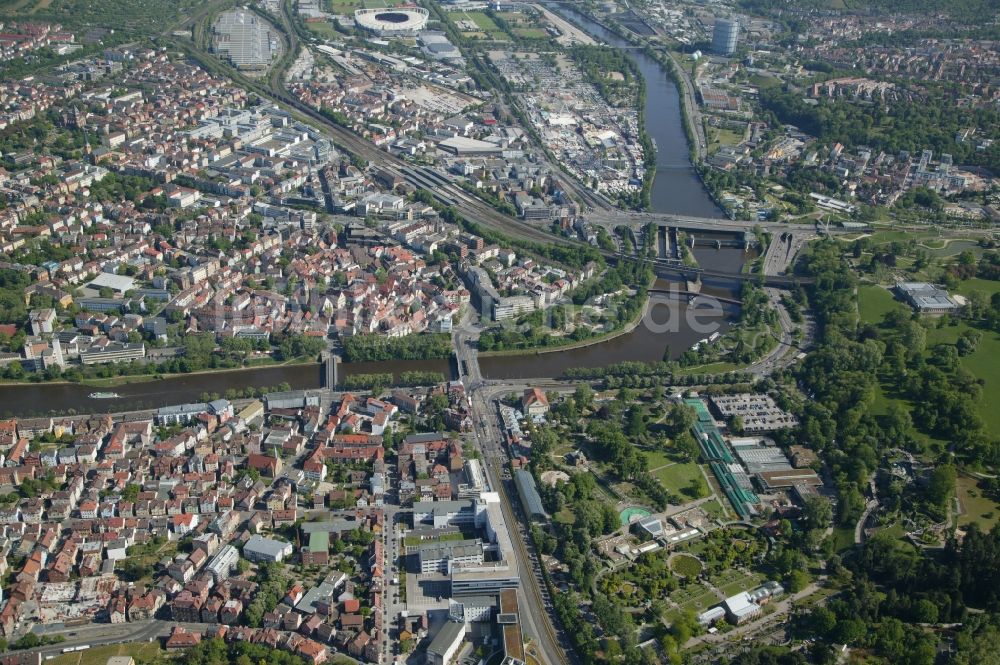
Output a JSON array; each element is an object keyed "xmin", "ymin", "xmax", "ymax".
[{"xmin": 746, "ymin": 230, "xmax": 815, "ymax": 376}]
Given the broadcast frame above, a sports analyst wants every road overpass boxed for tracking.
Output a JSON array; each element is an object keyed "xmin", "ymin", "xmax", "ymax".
[
  {"xmin": 651, "ymin": 262, "xmax": 808, "ymax": 287},
  {"xmin": 586, "ymin": 209, "xmax": 841, "ymax": 236},
  {"xmin": 648, "ymin": 288, "xmax": 743, "ymax": 306}
]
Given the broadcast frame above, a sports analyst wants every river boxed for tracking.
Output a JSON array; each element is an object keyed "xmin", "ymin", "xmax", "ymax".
[
  {"xmin": 0, "ymin": 359, "xmax": 457, "ymax": 418},
  {"xmin": 0, "ymin": 11, "xmax": 745, "ymax": 416},
  {"xmin": 550, "ymin": 4, "xmax": 723, "ymax": 218}
]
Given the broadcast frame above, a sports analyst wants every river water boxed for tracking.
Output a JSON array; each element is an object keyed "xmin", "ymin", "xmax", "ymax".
[
  {"xmin": 552, "ymin": 5, "xmax": 723, "ymax": 218},
  {"xmin": 0, "ymin": 13, "xmax": 743, "ymax": 416}
]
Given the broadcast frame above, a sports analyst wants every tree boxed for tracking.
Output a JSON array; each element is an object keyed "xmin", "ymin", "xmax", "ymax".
[
  {"xmin": 672, "ymin": 430, "xmax": 700, "ymax": 461},
  {"xmin": 957, "ymin": 330, "xmax": 982, "ymax": 356},
  {"xmin": 626, "ymin": 406, "xmax": 647, "ymax": 438},
  {"xmin": 787, "ymin": 569, "xmax": 810, "ymax": 593},
  {"xmin": 955, "ymin": 622, "xmax": 1000, "ymax": 665},
  {"xmin": 664, "ymin": 403, "xmax": 696, "ymax": 438},
  {"xmin": 806, "ymin": 606, "xmax": 837, "ymax": 637},
  {"xmin": 832, "ymin": 617, "xmax": 866, "ymax": 645},
  {"xmin": 925, "ymin": 464, "xmax": 956, "ymax": 515},
  {"xmin": 803, "ymin": 496, "xmax": 833, "ymax": 530},
  {"xmin": 912, "ymin": 598, "xmax": 939, "ymax": 624}
]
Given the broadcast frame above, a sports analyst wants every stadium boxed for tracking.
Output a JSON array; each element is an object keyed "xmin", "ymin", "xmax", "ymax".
[{"xmin": 354, "ymin": 7, "xmax": 429, "ymax": 35}]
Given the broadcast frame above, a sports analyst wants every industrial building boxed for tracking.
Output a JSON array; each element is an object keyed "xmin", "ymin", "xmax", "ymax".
[
  {"xmin": 213, "ymin": 8, "xmax": 281, "ymax": 70},
  {"xmin": 712, "ymin": 17, "xmax": 739, "ymax": 56},
  {"xmin": 242, "ymin": 534, "xmax": 293, "ymax": 563},
  {"xmin": 513, "ymin": 470, "xmax": 546, "ymax": 521}
]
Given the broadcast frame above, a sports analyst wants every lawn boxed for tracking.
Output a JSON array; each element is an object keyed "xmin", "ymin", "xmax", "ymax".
[
  {"xmin": 700, "ymin": 498, "xmax": 728, "ymax": 520},
  {"xmin": 864, "ymin": 230, "xmax": 935, "ymax": 246},
  {"xmin": 926, "ymin": 321, "xmax": 1000, "ymax": 434},
  {"xmin": 715, "ymin": 569, "xmax": 765, "ymax": 597},
  {"xmin": 465, "ymin": 11, "xmax": 500, "ymax": 31},
  {"xmin": 514, "ymin": 28, "xmax": 548, "ymax": 38},
  {"xmin": 653, "ymin": 463, "xmax": 709, "ymax": 499},
  {"xmin": 831, "ymin": 526, "xmax": 856, "ymax": 552},
  {"xmin": 0, "ymin": 0, "xmax": 33, "ymax": 12},
  {"xmin": 858, "ymin": 284, "xmax": 905, "ymax": 324},
  {"xmin": 957, "ymin": 474, "xmax": 1000, "ymax": 531},
  {"xmin": 448, "ymin": 10, "xmax": 508, "ymax": 40},
  {"xmin": 672, "ymin": 583, "xmax": 719, "ymax": 611},
  {"xmin": 404, "ymin": 531, "xmax": 466, "ymax": 546},
  {"xmin": 707, "ymin": 126, "xmax": 744, "ymax": 150},
  {"xmin": 306, "ymin": 21, "xmax": 339, "ymax": 39},
  {"xmin": 642, "ymin": 449, "xmax": 673, "ymax": 470},
  {"xmin": 928, "ymin": 240, "xmax": 981, "ymax": 258},
  {"xmin": 875, "ymin": 522, "xmax": 914, "ymax": 550},
  {"xmin": 327, "ymin": 0, "xmax": 360, "ymax": 12},
  {"xmin": 674, "ymin": 362, "xmax": 740, "ymax": 376},
  {"xmin": 47, "ymin": 641, "xmax": 163, "ymax": 665},
  {"xmin": 670, "ymin": 553, "xmax": 703, "ymax": 578},
  {"xmin": 554, "ymin": 508, "xmax": 576, "ymax": 525},
  {"xmin": 955, "ymin": 278, "xmax": 1000, "ymax": 299}
]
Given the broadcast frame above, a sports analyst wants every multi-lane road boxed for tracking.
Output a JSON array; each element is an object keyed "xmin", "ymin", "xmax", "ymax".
[{"xmin": 452, "ymin": 313, "xmax": 575, "ymax": 665}]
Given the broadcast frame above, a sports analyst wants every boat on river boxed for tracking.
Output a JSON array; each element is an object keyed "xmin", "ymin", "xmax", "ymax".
[{"xmin": 88, "ymin": 392, "xmax": 120, "ymax": 399}]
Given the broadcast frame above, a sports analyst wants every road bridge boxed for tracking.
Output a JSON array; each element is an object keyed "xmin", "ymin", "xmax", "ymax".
[
  {"xmin": 647, "ymin": 259, "xmax": 810, "ymax": 287},
  {"xmin": 587, "ymin": 209, "xmax": 843, "ymax": 236},
  {"xmin": 648, "ymin": 288, "xmax": 743, "ymax": 306}
]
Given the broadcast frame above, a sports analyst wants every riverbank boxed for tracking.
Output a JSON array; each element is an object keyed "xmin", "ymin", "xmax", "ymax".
[
  {"xmin": 478, "ymin": 289, "xmax": 653, "ymax": 358},
  {"xmin": 0, "ymin": 356, "xmax": 317, "ymax": 388},
  {"xmin": 545, "ymin": 2, "xmax": 722, "ymax": 218}
]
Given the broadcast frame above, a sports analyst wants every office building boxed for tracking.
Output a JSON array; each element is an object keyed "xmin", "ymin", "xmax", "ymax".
[
  {"xmin": 450, "ymin": 494, "xmax": 519, "ymax": 595},
  {"xmin": 80, "ymin": 342, "xmax": 145, "ymax": 365},
  {"xmin": 418, "ymin": 539, "xmax": 484, "ymax": 574},
  {"xmin": 427, "ymin": 620, "xmax": 466, "ymax": 665},
  {"xmin": 413, "ymin": 499, "xmax": 483, "ymax": 528}
]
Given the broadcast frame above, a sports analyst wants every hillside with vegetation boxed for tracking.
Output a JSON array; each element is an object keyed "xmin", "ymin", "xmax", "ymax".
[{"xmin": 738, "ymin": 0, "xmax": 997, "ymax": 22}]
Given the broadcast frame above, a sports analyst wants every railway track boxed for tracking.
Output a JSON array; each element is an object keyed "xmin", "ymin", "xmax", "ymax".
[
  {"xmin": 238, "ymin": 0, "xmax": 593, "ymax": 249},
  {"xmin": 484, "ymin": 448, "xmax": 573, "ymax": 665}
]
